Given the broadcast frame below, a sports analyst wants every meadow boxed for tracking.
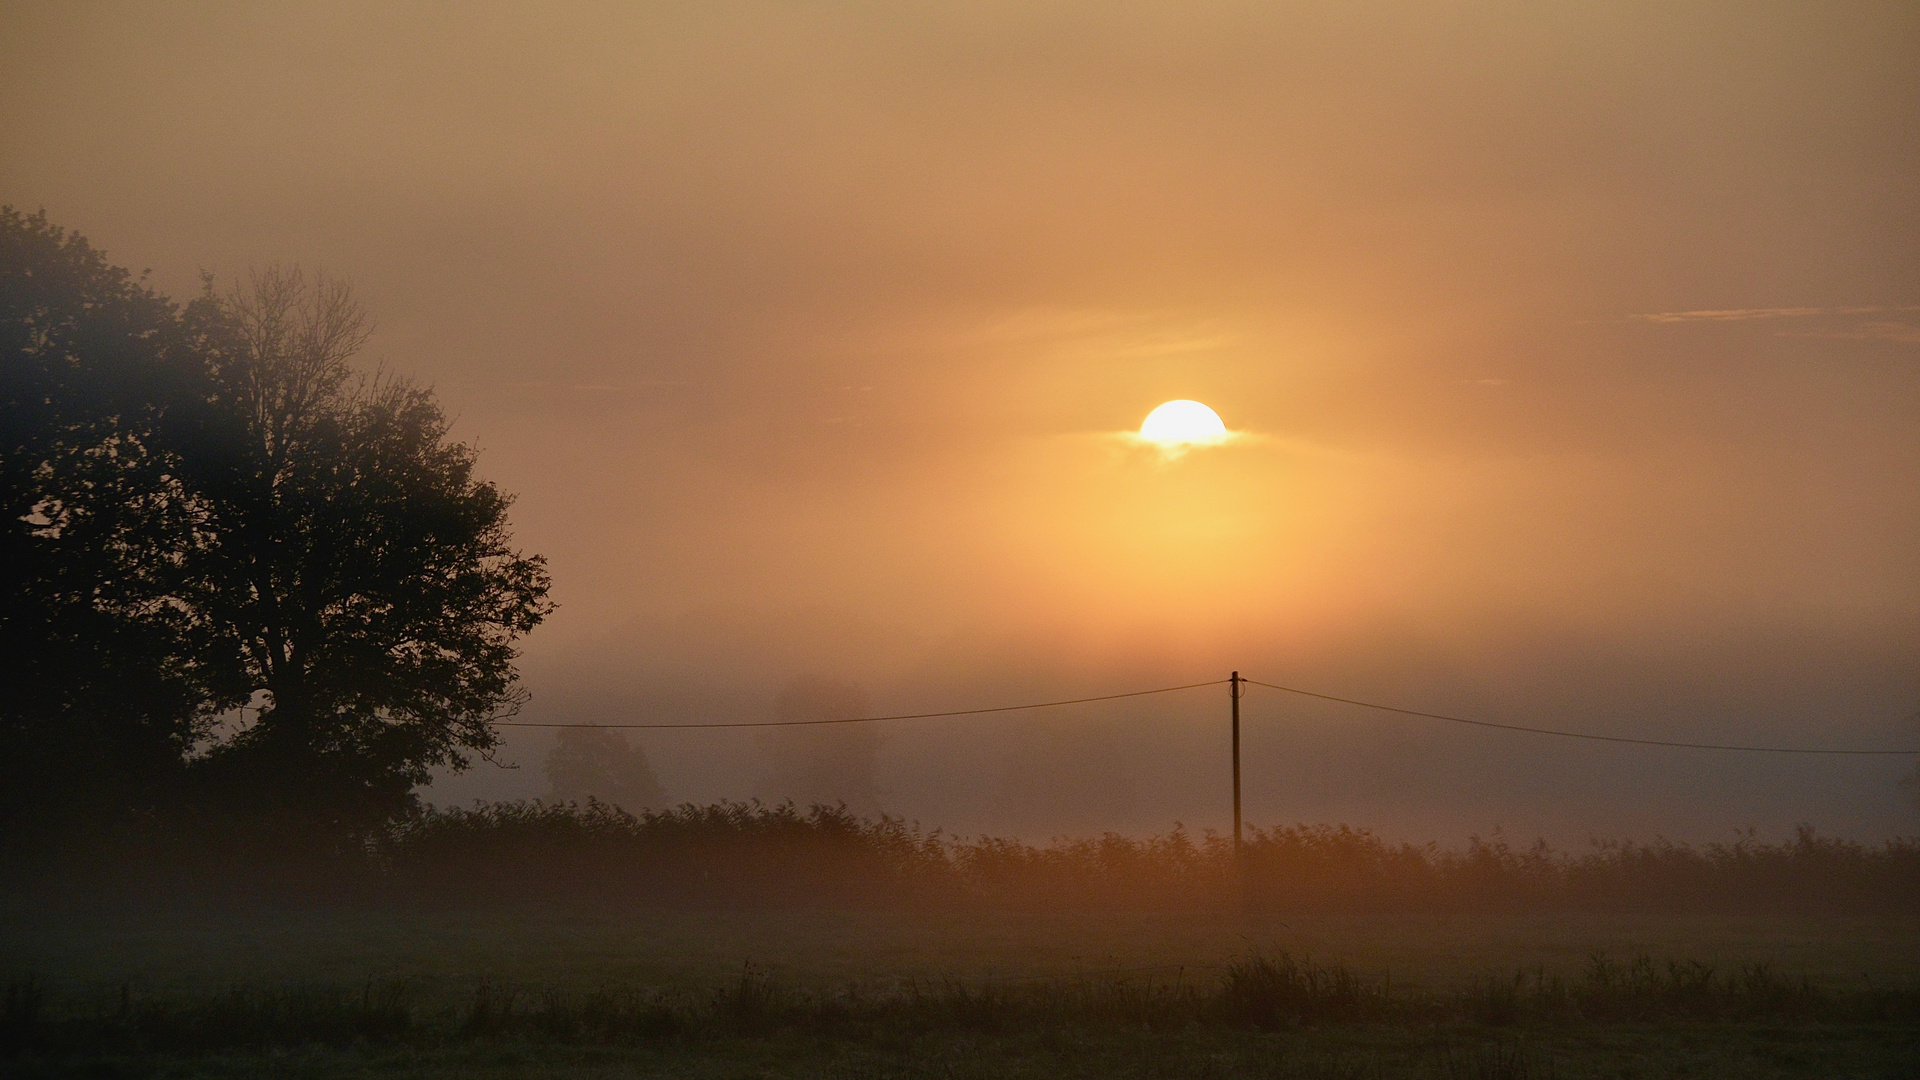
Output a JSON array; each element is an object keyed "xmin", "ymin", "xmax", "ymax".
[{"xmin": 5, "ymin": 804, "xmax": 1918, "ymax": 1077}]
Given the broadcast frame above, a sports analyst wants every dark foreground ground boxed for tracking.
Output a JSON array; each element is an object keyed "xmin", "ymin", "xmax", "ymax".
[
  {"xmin": 9, "ymin": 1024, "xmax": 1913, "ymax": 1080},
  {"xmin": 4, "ymin": 902, "xmax": 1917, "ymax": 1078}
]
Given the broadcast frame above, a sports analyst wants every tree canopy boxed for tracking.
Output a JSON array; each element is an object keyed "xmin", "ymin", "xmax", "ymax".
[
  {"xmin": 0, "ymin": 207, "xmax": 221, "ymax": 846},
  {"xmin": 1, "ymin": 209, "xmax": 552, "ymax": 856}
]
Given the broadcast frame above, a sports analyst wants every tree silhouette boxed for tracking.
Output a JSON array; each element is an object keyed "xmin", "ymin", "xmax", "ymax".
[
  {"xmin": 0, "ymin": 207, "xmax": 231, "ymax": 850},
  {"xmin": 5, "ymin": 214, "xmax": 552, "ymax": 856},
  {"xmin": 545, "ymin": 727, "xmax": 667, "ymax": 813},
  {"xmin": 180, "ymin": 268, "xmax": 553, "ymax": 842}
]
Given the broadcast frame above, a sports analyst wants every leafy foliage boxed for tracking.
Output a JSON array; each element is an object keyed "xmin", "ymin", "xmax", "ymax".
[
  {"xmin": 1, "ymin": 211, "xmax": 550, "ymax": 855},
  {"xmin": 180, "ymin": 268, "xmax": 552, "ymax": 840},
  {"xmin": 0, "ymin": 208, "xmax": 230, "ymax": 850}
]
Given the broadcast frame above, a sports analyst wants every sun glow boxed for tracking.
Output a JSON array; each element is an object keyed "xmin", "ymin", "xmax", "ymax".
[{"xmin": 1139, "ymin": 400, "xmax": 1229, "ymax": 448}]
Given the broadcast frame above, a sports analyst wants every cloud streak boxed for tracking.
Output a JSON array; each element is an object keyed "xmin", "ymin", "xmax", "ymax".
[
  {"xmin": 1632, "ymin": 306, "xmax": 1920, "ymax": 323},
  {"xmin": 1775, "ymin": 321, "xmax": 1920, "ymax": 344},
  {"xmin": 1111, "ymin": 428, "xmax": 1265, "ymax": 460}
]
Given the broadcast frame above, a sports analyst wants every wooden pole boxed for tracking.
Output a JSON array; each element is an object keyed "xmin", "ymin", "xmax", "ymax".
[{"xmin": 1231, "ymin": 671, "xmax": 1242, "ymax": 859}]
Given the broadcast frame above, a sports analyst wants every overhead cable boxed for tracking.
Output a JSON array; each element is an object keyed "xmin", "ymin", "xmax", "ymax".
[
  {"xmin": 1242, "ymin": 679, "xmax": 1920, "ymax": 755},
  {"xmin": 493, "ymin": 679, "xmax": 1228, "ymax": 730}
]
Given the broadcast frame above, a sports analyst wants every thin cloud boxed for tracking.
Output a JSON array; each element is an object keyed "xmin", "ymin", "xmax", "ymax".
[
  {"xmin": 1631, "ymin": 306, "xmax": 1919, "ymax": 323},
  {"xmin": 1109, "ymin": 428, "xmax": 1268, "ymax": 460},
  {"xmin": 1775, "ymin": 321, "xmax": 1920, "ymax": 344},
  {"xmin": 953, "ymin": 308, "xmax": 1238, "ymax": 359},
  {"xmin": 496, "ymin": 381, "xmax": 656, "ymax": 391}
]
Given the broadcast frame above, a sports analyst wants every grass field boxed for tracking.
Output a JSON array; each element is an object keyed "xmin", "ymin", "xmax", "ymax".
[
  {"xmin": 8, "ymin": 902, "xmax": 1920, "ymax": 1000},
  {"xmin": 8, "ymin": 1024, "xmax": 1906, "ymax": 1079},
  {"xmin": 5, "ymin": 901, "xmax": 1917, "ymax": 1078}
]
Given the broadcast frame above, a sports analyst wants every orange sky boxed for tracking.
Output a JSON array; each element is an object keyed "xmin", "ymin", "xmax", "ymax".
[{"xmin": 4, "ymin": 2, "xmax": 1916, "ymax": 840}]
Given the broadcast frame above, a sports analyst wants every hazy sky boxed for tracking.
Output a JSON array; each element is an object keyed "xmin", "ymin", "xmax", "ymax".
[{"xmin": 5, "ymin": 2, "xmax": 1916, "ymax": 841}]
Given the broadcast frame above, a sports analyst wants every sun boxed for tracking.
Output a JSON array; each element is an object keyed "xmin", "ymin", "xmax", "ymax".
[{"xmin": 1139, "ymin": 400, "xmax": 1229, "ymax": 448}]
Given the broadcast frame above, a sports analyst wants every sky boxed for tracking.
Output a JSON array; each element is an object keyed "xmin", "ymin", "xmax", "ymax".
[{"xmin": 4, "ymin": 1, "xmax": 1917, "ymax": 842}]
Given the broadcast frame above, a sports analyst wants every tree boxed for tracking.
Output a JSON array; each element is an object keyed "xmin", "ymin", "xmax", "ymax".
[
  {"xmin": 1903, "ymin": 706, "xmax": 1919, "ymax": 813},
  {"xmin": 757, "ymin": 677, "xmax": 884, "ymax": 818},
  {"xmin": 179, "ymin": 267, "xmax": 554, "ymax": 844},
  {"xmin": 0, "ymin": 207, "xmax": 231, "ymax": 850},
  {"xmin": 545, "ymin": 727, "xmax": 667, "ymax": 812},
  {"xmin": 3, "ymin": 215, "xmax": 551, "ymax": 856}
]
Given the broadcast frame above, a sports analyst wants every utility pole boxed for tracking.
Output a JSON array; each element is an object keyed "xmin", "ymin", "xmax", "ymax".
[{"xmin": 1230, "ymin": 671, "xmax": 1242, "ymax": 859}]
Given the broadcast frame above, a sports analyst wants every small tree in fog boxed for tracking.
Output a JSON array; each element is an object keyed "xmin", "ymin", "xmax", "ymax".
[
  {"xmin": 1903, "ymin": 705, "xmax": 1920, "ymax": 812},
  {"xmin": 758, "ymin": 677, "xmax": 884, "ymax": 818},
  {"xmin": 544, "ymin": 727, "xmax": 667, "ymax": 812}
]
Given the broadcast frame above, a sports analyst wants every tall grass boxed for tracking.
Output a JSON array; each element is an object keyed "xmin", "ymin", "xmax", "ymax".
[
  {"xmin": 5, "ymin": 952, "xmax": 1912, "ymax": 1057},
  {"xmin": 7, "ymin": 798, "xmax": 1915, "ymax": 912},
  {"xmin": 384, "ymin": 799, "xmax": 951, "ymax": 906},
  {"xmin": 368, "ymin": 800, "xmax": 1919, "ymax": 913}
]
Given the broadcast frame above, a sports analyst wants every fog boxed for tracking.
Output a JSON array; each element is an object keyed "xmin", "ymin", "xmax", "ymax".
[{"xmin": 4, "ymin": 1, "xmax": 1915, "ymax": 843}]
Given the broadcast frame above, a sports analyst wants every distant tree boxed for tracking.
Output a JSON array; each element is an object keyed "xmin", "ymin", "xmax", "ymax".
[
  {"xmin": 0, "ymin": 207, "xmax": 233, "ymax": 850},
  {"xmin": 545, "ymin": 727, "xmax": 667, "ymax": 812},
  {"xmin": 757, "ymin": 677, "xmax": 884, "ymax": 818},
  {"xmin": 1903, "ymin": 706, "xmax": 1919, "ymax": 813},
  {"xmin": 178, "ymin": 267, "xmax": 554, "ymax": 845}
]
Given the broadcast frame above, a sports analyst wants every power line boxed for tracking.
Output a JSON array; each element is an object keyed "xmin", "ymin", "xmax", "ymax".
[
  {"xmin": 1243, "ymin": 679, "xmax": 1920, "ymax": 755},
  {"xmin": 492, "ymin": 679, "xmax": 1228, "ymax": 730},
  {"xmin": 244, "ymin": 672, "xmax": 1915, "ymax": 754}
]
